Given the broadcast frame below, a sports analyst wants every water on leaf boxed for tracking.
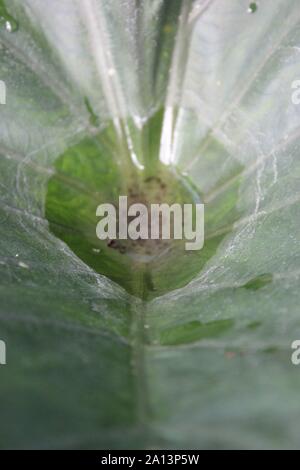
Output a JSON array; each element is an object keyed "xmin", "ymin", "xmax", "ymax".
[
  {"xmin": 247, "ymin": 2, "xmax": 258, "ymax": 14},
  {"xmin": 0, "ymin": 1, "xmax": 18, "ymax": 32}
]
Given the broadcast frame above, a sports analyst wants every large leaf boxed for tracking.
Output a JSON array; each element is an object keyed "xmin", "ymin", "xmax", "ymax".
[{"xmin": 1, "ymin": 0, "xmax": 300, "ymax": 449}]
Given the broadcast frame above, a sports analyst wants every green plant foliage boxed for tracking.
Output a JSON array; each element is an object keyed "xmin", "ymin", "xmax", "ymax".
[{"xmin": 0, "ymin": 0, "xmax": 300, "ymax": 450}]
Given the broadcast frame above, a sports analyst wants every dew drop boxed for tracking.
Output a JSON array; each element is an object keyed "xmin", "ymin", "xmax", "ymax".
[
  {"xmin": 0, "ymin": 1, "xmax": 19, "ymax": 33},
  {"xmin": 18, "ymin": 261, "xmax": 29, "ymax": 269},
  {"xmin": 248, "ymin": 2, "xmax": 258, "ymax": 14},
  {"xmin": 107, "ymin": 68, "xmax": 116, "ymax": 77}
]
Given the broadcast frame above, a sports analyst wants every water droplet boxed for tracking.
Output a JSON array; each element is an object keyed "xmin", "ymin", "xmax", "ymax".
[
  {"xmin": 0, "ymin": 1, "xmax": 19, "ymax": 33},
  {"xmin": 248, "ymin": 2, "xmax": 258, "ymax": 14},
  {"xmin": 107, "ymin": 68, "xmax": 116, "ymax": 77},
  {"xmin": 18, "ymin": 261, "xmax": 29, "ymax": 269}
]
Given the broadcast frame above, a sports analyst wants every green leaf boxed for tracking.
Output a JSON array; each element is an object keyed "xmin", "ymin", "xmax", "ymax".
[{"xmin": 0, "ymin": 0, "xmax": 300, "ymax": 450}]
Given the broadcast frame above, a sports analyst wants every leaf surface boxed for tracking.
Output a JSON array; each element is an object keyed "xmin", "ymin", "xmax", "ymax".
[{"xmin": 0, "ymin": 0, "xmax": 300, "ymax": 449}]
